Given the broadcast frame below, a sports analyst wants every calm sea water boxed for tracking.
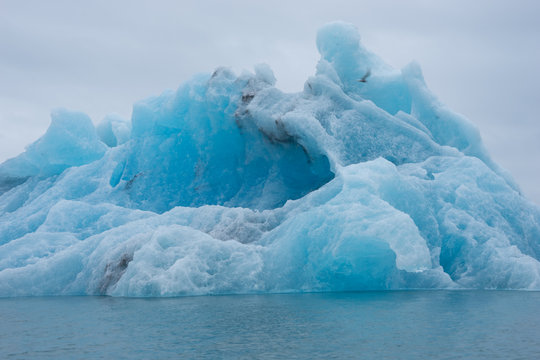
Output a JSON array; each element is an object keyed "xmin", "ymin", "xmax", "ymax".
[{"xmin": 1, "ymin": 291, "xmax": 539, "ymax": 359}]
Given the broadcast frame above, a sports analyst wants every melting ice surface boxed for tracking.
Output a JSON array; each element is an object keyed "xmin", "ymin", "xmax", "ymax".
[{"xmin": 1, "ymin": 22, "xmax": 540, "ymax": 296}]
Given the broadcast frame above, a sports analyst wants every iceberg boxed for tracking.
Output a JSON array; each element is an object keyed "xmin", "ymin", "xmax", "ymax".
[{"xmin": 1, "ymin": 22, "xmax": 539, "ymax": 296}]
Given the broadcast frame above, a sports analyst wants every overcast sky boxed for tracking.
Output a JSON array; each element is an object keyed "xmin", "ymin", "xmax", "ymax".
[{"xmin": 1, "ymin": 0, "xmax": 539, "ymax": 203}]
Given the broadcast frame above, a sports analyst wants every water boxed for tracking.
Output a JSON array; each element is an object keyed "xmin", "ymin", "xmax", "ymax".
[{"xmin": 1, "ymin": 291, "xmax": 539, "ymax": 359}]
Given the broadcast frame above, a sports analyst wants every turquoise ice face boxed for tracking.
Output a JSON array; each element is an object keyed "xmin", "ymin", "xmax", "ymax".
[{"xmin": 0, "ymin": 22, "xmax": 539, "ymax": 296}]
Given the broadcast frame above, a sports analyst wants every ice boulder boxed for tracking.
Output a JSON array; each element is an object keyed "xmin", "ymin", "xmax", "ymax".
[
  {"xmin": 96, "ymin": 113, "xmax": 131, "ymax": 148},
  {"xmin": 0, "ymin": 109, "xmax": 106, "ymax": 182},
  {"xmin": 1, "ymin": 21, "xmax": 539, "ymax": 297}
]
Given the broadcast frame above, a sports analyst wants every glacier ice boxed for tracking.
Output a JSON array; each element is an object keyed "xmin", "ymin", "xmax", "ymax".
[{"xmin": 1, "ymin": 21, "xmax": 540, "ymax": 296}]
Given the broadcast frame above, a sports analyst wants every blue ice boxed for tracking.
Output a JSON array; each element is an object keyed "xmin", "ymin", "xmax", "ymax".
[{"xmin": 1, "ymin": 22, "xmax": 539, "ymax": 296}]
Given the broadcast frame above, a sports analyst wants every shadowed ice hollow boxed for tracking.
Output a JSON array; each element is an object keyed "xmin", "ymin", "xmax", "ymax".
[{"xmin": 1, "ymin": 22, "xmax": 539, "ymax": 296}]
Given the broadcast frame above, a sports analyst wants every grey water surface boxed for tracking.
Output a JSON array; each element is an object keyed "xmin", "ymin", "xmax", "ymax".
[{"xmin": 1, "ymin": 291, "xmax": 539, "ymax": 359}]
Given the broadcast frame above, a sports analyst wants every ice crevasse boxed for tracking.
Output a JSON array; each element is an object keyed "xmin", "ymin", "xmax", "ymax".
[{"xmin": 1, "ymin": 22, "xmax": 540, "ymax": 296}]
